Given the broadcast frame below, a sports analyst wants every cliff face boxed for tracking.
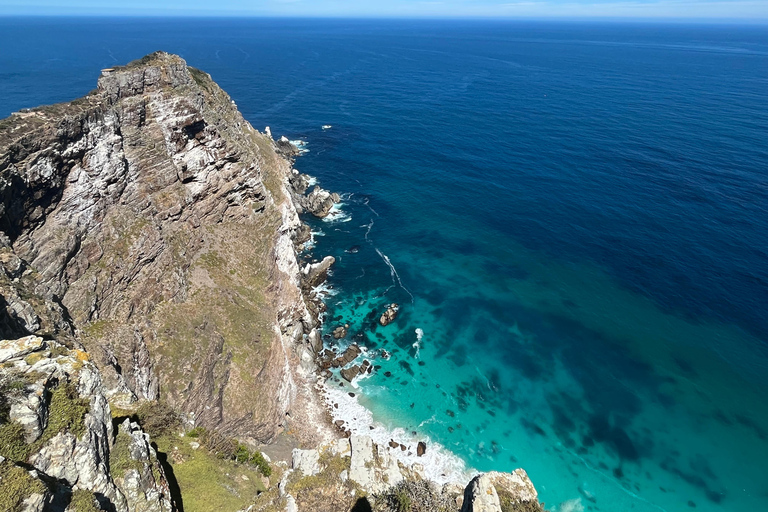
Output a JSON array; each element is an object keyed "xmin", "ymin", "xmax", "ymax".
[
  {"xmin": 0, "ymin": 52, "xmax": 316, "ymax": 442},
  {"xmin": 0, "ymin": 53, "xmax": 542, "ymax": 512}
]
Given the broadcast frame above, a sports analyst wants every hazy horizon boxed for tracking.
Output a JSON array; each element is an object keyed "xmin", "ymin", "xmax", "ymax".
[{"xmin": 1, "ymin": 0, "xmax": 766, "ymax": 21}]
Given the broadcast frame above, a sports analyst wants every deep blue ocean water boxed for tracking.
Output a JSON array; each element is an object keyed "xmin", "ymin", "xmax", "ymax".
[{"xmin": 2, "ymin": 17, "xmax": 767, "ymax": 512}]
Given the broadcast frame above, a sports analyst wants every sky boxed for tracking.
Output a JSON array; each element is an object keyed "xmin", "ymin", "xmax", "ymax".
[{"xmin": 0, "ymin": 0, "xmax": 766, "ymax": 20}]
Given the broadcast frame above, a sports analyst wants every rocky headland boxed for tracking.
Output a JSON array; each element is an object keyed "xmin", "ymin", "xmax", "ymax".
[{"xmin": 0, "ymin": 52, "xmax": 542, "ymax": 512}]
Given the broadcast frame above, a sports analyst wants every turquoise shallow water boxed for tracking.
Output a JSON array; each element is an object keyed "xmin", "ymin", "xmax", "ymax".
[
  {"xmin": 1, "ymin": 18, "xmax": 767, "ymax": 512},
  {"xmin": 307, "ymin": 188, "xmax": 768, "ymax": 512}
]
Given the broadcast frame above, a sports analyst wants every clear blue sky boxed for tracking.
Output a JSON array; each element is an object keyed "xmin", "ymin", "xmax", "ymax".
[{"xmin": 0, "ymin": 0, "xmax": 765, "ymax": 20}]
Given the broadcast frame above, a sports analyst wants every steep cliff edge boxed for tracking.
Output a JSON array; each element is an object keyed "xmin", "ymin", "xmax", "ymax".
[
  {"xmin": 0, "ymin": 53, "xmax": 542, "ymax": 512},
  {"xmin": 0, "ymin": 52, "xmax": 320, "ymax": 444}
]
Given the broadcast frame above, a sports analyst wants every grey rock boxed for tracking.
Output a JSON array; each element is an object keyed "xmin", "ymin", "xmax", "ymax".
[
  {"xmin": 292, "ymin": 448, "xmax": 321, "ymax": 476},
  {"xmin": 0, "ymin": 335, "xmax": 44, "ymax": 363},
  {"xmin": 302, "ymin": 256, "xmax": 335, "ymax": 289}
]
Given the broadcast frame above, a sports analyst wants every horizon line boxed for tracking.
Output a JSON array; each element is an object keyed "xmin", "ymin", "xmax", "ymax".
[{"xmin": 1, "ymin": 14, "xmax": 767, "ymax": 24}]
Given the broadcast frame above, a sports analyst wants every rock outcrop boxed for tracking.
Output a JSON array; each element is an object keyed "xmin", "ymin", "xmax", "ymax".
[
  {"xmin": 0, "ymin": 51, "xmax": 325, "ymax": 444},
  {"xmin": 0, "ymin": 52, "xmax": 542, "ymax": 512},
  {"xmin": 379, "ymin": 303, "xmax": 399, "ymax": 326},
  {"xmin": 0, "ymin": 336, "xmax": 174, "ymax": 512}
]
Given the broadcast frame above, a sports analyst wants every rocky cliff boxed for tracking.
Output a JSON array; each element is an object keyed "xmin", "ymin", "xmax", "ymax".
[
  {"xmin": 0, "ymin": 52, "xmax": 322, "ymax": 443},
  {"xmin": 0, "ymin": 53, "xmax": 542, "ymax": 512}
]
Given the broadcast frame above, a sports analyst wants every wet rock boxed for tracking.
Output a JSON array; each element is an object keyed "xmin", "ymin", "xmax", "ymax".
[
  {"xmin": 332, "ymin": 324, "xmax": 349, "ymax": 339},
  {"xmin": 417, "ymin": 441, "xmax": 427, "ymax": 457},
  {"xmin": 300, "ymin": 186, "xmax": 340, "ymax": 218},
  {"xmin": 341, "ymin": 365, "xmax": 361, "ymax": 382},
  {"xmin": 332, "ymin": 344, "xmax": 361, "ymax": 367},
  {"xmin": 302, "ymin": 256, "xmax": 335, "ymax": 289},
  {"xmin": 379, "ymin": 303, "xmax": 399, "ymax": 326}
]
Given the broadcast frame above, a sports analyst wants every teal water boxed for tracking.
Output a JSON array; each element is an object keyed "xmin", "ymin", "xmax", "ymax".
[{"xmin": 1, "ymin": 18, "xmax": 767, "ymax": 512}]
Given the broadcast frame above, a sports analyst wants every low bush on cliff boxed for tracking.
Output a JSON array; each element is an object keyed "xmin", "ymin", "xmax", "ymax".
[
  {"xmin": 373, "ymin": 481, "xmax": 454, "ymax": 512},
  {"xmin": 0, "ymin": 381, "xmax": 89, "ymax": 463},
  {"xmin": 185, "ymin": 426, "xmax": 272, "ymax": 477},
  {"xmin": 0, "ymin": 460, "xmax": 46, "ymax": 511},
  {"xmin": 497, "ymin": 489, "xmax": 545, "ymax": 512},
  {"xmin": 69, "ymin": 489, "xmax": 101, "ymax": 512}
]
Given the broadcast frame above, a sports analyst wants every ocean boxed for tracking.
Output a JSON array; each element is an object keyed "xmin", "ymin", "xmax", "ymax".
[{"xmin": 1, "ymin": 17, "xmax": 767, "ymax": 512}]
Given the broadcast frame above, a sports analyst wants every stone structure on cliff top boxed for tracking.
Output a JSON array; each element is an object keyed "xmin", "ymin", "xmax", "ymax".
[{"xmin": 0, "ymin": 52, "xmax": 541, "ymax": 512}]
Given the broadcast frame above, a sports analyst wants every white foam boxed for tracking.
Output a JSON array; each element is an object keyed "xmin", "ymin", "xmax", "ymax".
[
  {"xmin": 557, "ymin": 498, "xmax": 585, "ymax": 512},
  {"xmin": 320, "ymin": 382, "xmax": 474, "ymax": 486},
  {"xmin": 375, "ymin": 248, "xmax": 415, "ymax": 303},
  {"xmin": 322, "ymin": 203, "xmax": 352, "ymax": 223},
  {"xmin": 306, "ymin": 176, "xmax": 318, "ymax": 187},
  {"xmin": 289, "ymin": 139, "xmax": 309, "ymax": 154},
  {"xmin": 413, "ymin": 328, "xmax": 424, "ymax": 358},
  {"xmin": 363, "ymin": 219, "xmax": 374, "ymax": 241}
]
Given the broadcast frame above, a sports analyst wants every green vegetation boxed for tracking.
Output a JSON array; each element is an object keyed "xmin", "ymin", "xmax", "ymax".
[
  {"xmin": 154, "ymin": 434, "xmax": 267, "ymax": 512},
  {"xmin": 109, "ymin": 429, "xmax": 144, "ymax": 477},
  {"xmin": 0, "ymin": 380, "xmax": 90, "ymax": 464},
  {"xmin": 184, "ymin": 426, "xmax": 271, "ymax": 477},
  {"xmin": 373, "ymin": 481, "xmax": 454, "ymax": 512},
  {"xmin": 69, "ymin": 489, "xmax": 102, "ymax": 512},
  {"xmin": 133, "ymin": 401, "xmax": 181, "ymax": 438},
  {"xmin": 0, "ymin": 460, "xmax": 46, "ymax": 512},
  {"xmin": 44, "ymin": 382, "xmax": 89, "ymax": 441},
  {"xmin": 497, "ymin": 488, "xmax": 546, "ymax": 512},
  {"xmin": 0, "ymin": 421, "xmax": 31, "ymax": 462}
]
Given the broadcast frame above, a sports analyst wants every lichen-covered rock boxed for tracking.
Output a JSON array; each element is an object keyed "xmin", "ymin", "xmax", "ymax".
[
  {"xmin": 0, "ymin": 335, "xmax": 44, "ymax": 363},
  {"xmin": 0, "ymin": 339, "xmax": 174, "ymax": 512},
  {"xmin": 348, "ymin": 435, "xmax": 404, "ymax": 493}
]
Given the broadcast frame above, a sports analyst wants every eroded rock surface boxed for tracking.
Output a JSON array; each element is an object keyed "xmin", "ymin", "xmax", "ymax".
[{"xmin": 0, "ymin": 51, "xmax": 324, "ymax": 444}]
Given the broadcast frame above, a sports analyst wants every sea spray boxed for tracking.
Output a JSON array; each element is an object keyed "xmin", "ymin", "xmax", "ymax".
[
  {"xmin": 413, "ymin": 328, "xmax": 424, "ymax": 358},
  {"xmin": 320, "ymin": 382, "xmax": 474, "ymax": 486}
]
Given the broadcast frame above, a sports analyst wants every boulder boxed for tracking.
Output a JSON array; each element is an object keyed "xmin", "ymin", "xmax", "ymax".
[
  {"xmin": 302, "ymin": 256, "xmax": 335, "ymax": 289},
  {"xmin": 332, "ymin": 324, "xmax": 349, "ymax": 339},
  {"xmin": 307, "ymin": 329, "xmax": 323, "ymax": 353},
  {"xmin": 379, "ymin": 304, "xmax": 399, "ymax": 326},
  {"xmin": 348, "ymin": 435, "xmax": 403, "ymax": 493},
  {"xmin": 417, "ymin": 441, "xmax": 427, "ymax": 457},
  {"xmin": 300, "ymin": 186, "xmax": 340, "ymax": 218},
  {"xmin": 332, "ymin": 344, "xmax": 361, "ymax": 368},
  {"xmin": 460, "ymin": 470, "xmax": 539, "ymax": 512},
  {"xmin": 340, "ymin": 365, "xmax": 361, "ymax": 383},
  {"xmin": 0, "ymin": 335, "xmax": 45, "ymax": 363},
  {"xmin": 292, "ymin": 448, "xmax": 321, "ymax": 477}
]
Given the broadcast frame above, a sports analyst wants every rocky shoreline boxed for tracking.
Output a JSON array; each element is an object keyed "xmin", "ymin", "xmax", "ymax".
[{"xmin": 0, "ymin": 52, "xmax": 542, "ymax": 512}]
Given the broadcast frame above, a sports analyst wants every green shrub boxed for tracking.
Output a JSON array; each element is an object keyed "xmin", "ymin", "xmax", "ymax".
[
  {"xmin": 109, "ymin": 429, "xmax": 144, "ymax": 477},
  {"xmin": 0, "ymin": 460, "xmax": 46, "ymax": 511},
  {"xmin": 0, "ymin": 421, "xmax": 31, "ymax": 462},
  {"xmin": 374, "ymin": 480, "xmax": 454, "ymax": 512},
  {"xmin": 498, "ymin": 488, "xmax": 545, "ymax": 512},
  {"xmin": 186, "ymin": 426, "xmax": 206, "ymax": 438},
  {"xmin": 134, "ymin": 401, "xmax": 180, "ymax": 438},
  {"xmin": 70, "ymin": 489, "xmax": 102, "ymax": 512},
  {"xmin": 44, "ymin": 382, "xmax": 89, "ymax": 441},
  {"xmin": 249, "ymin": 449, "xmax": 272, "ymax": 477}
]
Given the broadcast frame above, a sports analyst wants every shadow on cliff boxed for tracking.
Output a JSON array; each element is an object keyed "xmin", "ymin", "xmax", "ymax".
[{"xmin": 154, "ymin": 443, "xmax": 185, "ymax": 512}]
